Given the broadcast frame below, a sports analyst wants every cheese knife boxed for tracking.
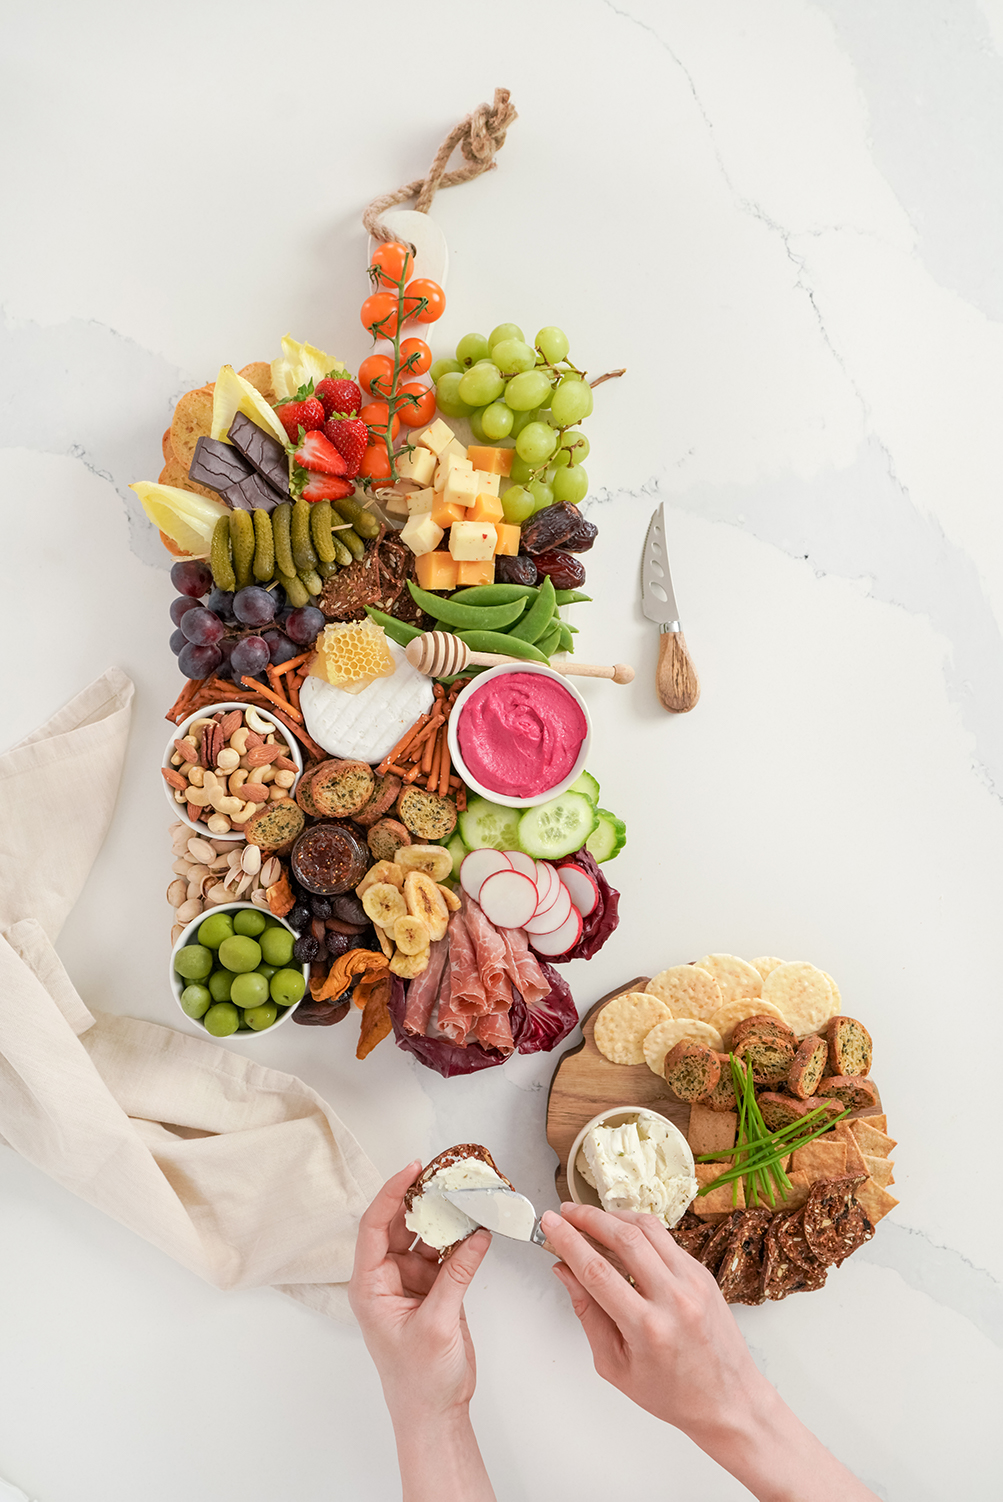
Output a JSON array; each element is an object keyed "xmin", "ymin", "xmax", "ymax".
[
  {"xmin": 641, "ymin": 502, "xmax": 700, "ymax": 713},
  {"xmin": 441, "ymin": 1187, "xmax": 631, "ymax": 1278}
]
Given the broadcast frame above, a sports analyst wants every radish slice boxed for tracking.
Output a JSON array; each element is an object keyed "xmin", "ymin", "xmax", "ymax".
[
  {"xmin": 505, "ymin": 851, "xmax": 538, "ymax": 883},
  {"xmin": 529, "ymin": 906, "xmax": 584, "ymax": 956},
  {"xmin": 478, "ymin": 869, "xmax": 540, "ymax": 929},
  {"xmin": 523, "ymin": 881, "xmax": 572, "ymax": 934},
  {"xmin": 556, "ymin": 863, "xmax": 599, "ymax": 917},
  {"xmin": 460, "ymin": 849, "xmax": 513, "ymax": 903},
  {"xmin": 533, "ymin": 861, "xmax": 559, "ymax": 915}
]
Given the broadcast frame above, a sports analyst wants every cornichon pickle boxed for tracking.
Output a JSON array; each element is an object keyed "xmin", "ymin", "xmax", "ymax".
[
  {"xmin": 310, "ymin": 500, "xmax": 337, "ymax": 564},
  {"xmin": 252, "ymin": 508, "xmax": 275, "ymax": 582},
  {"xmin": 229, "ymin": 510, "xmax": 255, "ymax": 589},
  {"xmin": 331, "ymin": 533, "xmax": 355, "ymax": 567},
  {"xmin": 338, "ymin": 526, "xmax": 365, "ymax": 561},
  {"xmin": 291, "ymin": 499, "xmax": 318, "ymax": 571},
  {"xmin": 317, "ymin": 557, "xmax": 340, "ymax": 579},
  {"xmin": 278, "ymin": 570, "xmax": 310, "ymax": 607},
  {"xmin": 210, "ymin": 515, "xmax": 236, "ymax": 591},
  {"xmin": 299, "ymin": 568, "xmax": 323, "ymax": 597},
  {"xmin": 333, "ymin": 496, "xmax": 380, "ymax": 539},
  {"xmin": 273, "ymin": 503, "xmax": 295, "ymax": 578}
]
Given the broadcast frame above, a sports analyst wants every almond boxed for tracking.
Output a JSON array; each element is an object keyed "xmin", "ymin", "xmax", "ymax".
[
  {"xmin": 273, "ymin": 755, "xmax": 298, "ymax": 772},
  {"xmin": 245, "ymin": 744, "xmax": 281, "ymax": 766},
  {"xmin": 241, "ymin": 782, "xmax": 270, "ymax": 803},
  {"xmin": 218, "ymin": 709, "xmax": 243, "ymax": 739},
  {"xmin": 162, "ymin": 766, "xmax": 188, "ymax": 792},
  {"xmin": 174, "ymin": 737, "xmax": 199, "ymax": 763}
]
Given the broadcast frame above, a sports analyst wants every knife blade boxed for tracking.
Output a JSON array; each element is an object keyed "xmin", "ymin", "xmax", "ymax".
[
  {"xmin": 441, "ymin": 1187, "xmax": 548, "ymax": 1245},
  {"xmin": 641, "ymin": 502, "xmax": 699, "ymax": 713}
]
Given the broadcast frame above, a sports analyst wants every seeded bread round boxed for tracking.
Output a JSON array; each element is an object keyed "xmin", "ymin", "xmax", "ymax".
[
  {"xmin": 731, "ymin": 1015, "xmax": 796, "ymax": 1051},
  {"xmin": 815, "ymin": 1075, "xmax": 879, "ymax": 1111},
  {"xmin": 243, "ymin": 798, "xmax": 306, "ymax": 851},
  {"xmin": 353, "ymin": 773, "xmax": 404, "ymax": 828},
  {"xmin": 787, "ymin": 1034, "xmax": 828, "ymax": 1099},
  {"xmin": 704, "ymin": 1053, "xmax": 738, "ymax": 1112},
  {"xmin": 311, "ymin": 760, "xmax": 375, "ymax": 818},
  {"xmin": 825, "ymin": 1015, "xmax": 873, "ymax": 1077},
  {"xmin": 664, "ymin": 1041, "xmax": 721, "ymax": 1101},
  {"xmin": 733, "ymin": 1032, "xmax": 795, "ymax": 1087},
  {"xmin": 397, "ymin": 786, "xmax": 458, "ymax": 842},
  {"xmin": 367, "ymin": 818, "xmax": 412, "ymax": 863},
  {"xmin": 757, "ymin": 1093, "xmax": 817, "ymax": 1133}
]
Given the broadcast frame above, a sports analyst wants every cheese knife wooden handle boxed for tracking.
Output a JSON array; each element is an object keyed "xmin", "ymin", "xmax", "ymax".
[{"xmin": 656, "ymin": 627, "xmax": 700, "ymax": 714}]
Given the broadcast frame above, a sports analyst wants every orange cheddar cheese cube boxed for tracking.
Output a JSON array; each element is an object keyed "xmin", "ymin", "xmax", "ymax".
[
  {"xmin": 467, "ymin": 445, "xmax": 514, "ymax": 477},
  {"xmin": 430, "ymin": 496, "xmax": 466, "ymax": 529},
  {"xmin": 415, "ymin": 550, "xmax": 459, "ymax": 591},
  {"xmin": 469, "ymin": 491, "xmax": 504, "ymax": 524},
  {"xmin": 456, "ymin": 557, "xmax": 496, "ymax": 586},
  {"xmin": 493, "ymin": 522, "xmax": 521, "ymax": 556}
]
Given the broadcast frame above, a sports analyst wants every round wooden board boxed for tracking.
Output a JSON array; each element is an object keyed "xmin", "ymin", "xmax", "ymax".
[{"xmin": 545, "ymin": 978, "xmax": 884, "ymax": 1205}]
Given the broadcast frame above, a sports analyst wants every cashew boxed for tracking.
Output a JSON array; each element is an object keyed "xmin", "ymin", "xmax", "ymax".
[
  {"xmin": 202, "ymin": 770, "xmax": 221, "ymax": 794},
  {"xmin": 246, "ymin": 764, "xmax": 267, "ymax": 784},
  {"xmin": 266, "ymin": 732, "xmax": 277, "ymax": 744},
  {"xmin": 211, "ymin": 793, "xmax": 243, "ymax": 816},
  {"xmin": 272, "ymin": 770, "xmax": 296, "ymax": 789},
  {"xmin": 228, "ymin": 768, "xmax": 248, "ymax": 792},
  {"xmin": 189, "ymin": 718, "xmax": 214, "ymax": 736},
  {"xmin": 268, "ymin": 784, "xmax": 287, "ymax": 801},
  {"xmin": 170, "ymin": 752, "xmax": 182, "ymax": 767},
  {"xmin": 185, "ymin": 787, "xmax": 214, "ymax": 807},
  {"xmin": 187, "ymin": 765, "xmax": 205, "ymax": 788},
  {"xmin": 229, "ymin": 727, "xmax": 251, "ymax": 755},
  {"xmin": 206, "ymin": 815, "xmax": 232, "ymax": 835},
  {"xmin": 216, "ymin": 748, "xmax": 240, "ymax": 771},
  {"xmin": 173, "ymin": 790, "xmax": 186, "ymax": 804},
  {"xmin": 245, "ymin": 706, "xmax": 274, "ymax": 735},
  {"xmin": 260, "ymin": 766, "xmax": 275, "ymax": 784},
  {"xmin": 230, "ymin": 801, "xmax": 257, "ymax": 824}
]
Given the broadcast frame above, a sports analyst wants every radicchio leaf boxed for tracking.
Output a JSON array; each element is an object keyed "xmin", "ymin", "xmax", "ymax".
[
  {"xmin": 387, "ymin": 975, "xmax": 510, "ymax": 1078},
  {"xmin": 528, "ymin": 849, "xmax": 620, "ymax": 964},
  {"xmin": 510, "ymin": 963, "xmax": 579, "ymax": 1054}
]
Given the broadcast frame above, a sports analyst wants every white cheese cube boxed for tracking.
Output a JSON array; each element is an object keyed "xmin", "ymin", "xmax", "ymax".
[
  {"xmin": 449, "ymin": 520, "xmax": 497, "ymax": 561},
  {"xmin": 401, "ymin": 513, "xmax": 445, "ymax": 556},
  {"xmin": 434, "ymin": 451, "xmax": 473, "ymax": 493},
  {"xmin": 406, "ymin": 487, "xmax": 435, "ymax": 515},
  {"xmin": 396, "ymin": 445, "xmax": 436, "ymax": 485},
  {"xmin": 444, "ymin": 468, "xmax": 479, "ymax": 509},
  {"xmin": 384, "ymin": 493, "xmax": 409, "ymax": 517},
  {"xmin": 417, "ymin": 419, "xmax": 455, "ymax": 455},
  {"xmin": 471, "ymin": 470, "xmax": 500, "ymax": 497}
]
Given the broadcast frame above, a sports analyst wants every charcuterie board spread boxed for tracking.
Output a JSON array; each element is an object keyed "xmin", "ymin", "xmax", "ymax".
[
  {"xmin": 547, "ymin": 955, "xmax": 896, "ymax": 1303},
  {"xmin": 143, "ymin": 234, "xmax": 628, "ymax": 1070}
]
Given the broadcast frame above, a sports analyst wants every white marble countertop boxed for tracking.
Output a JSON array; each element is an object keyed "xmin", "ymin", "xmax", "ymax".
[{"xmin": 2, "ymin": 3, "xmax": 1001, "ymax": 1498}]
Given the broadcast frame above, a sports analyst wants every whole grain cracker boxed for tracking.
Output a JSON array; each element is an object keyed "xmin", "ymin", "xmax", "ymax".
[
  {"xmin": 709, "ymin": 997, "xmax": 787, "ymax": 1050},
  {"xmin": 750, "ymin": 956, "xmax": 785, "ymax": 982},
  {"xmin": 694, "ymin": 953, "xmax": 763, "ymax": 1005},
  {"xmin": 169, "ymin": 386, "xmax": 215, "ymax": 469},
  {"xmin": 762, "ymin": 961, "xmax": 839, "ymax": 1037},
  {"xmin": 645, "ymin": 964, "xmax": 722, "ymax": 1021},
  {"xmin": 594, "ymin": 992, "xmax": 673, "ymax": 1066},
  {"xmin": 643, "ymin": 1018, "xmax": 724, "ymax": 1078}
]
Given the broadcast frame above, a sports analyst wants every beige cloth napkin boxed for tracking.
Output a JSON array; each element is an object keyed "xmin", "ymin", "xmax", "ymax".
[{"xmin": 0, "ymin": 670, "xmax": 382, "ymax": 1321}]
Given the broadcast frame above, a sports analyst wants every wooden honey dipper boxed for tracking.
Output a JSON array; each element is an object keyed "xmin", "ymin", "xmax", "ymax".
[{"xmin": 404, "ymin": 631, "xmax": 635, "ymax": 684}]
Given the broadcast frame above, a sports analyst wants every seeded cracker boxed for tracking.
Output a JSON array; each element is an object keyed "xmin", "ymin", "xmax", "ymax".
[
  {"xmin": 709, "ymin": 997, "xmax": 787, "ymax": 1050},
  {"xmin": 762, "ymin": 961, "xmax": 839, "ymax": 1037},
  {"xmin": 594, "ymin": 991, "xmax": 673, "ymax": 1066},
  {"xmin": 645, "ymin": 964, "xmax": 722, "ymax": 1021},
  {"xmin": 643, "ymin": 1018, "xmax": 724, "ymax": 1077},
  {"xmin": 694, "ymin": 954, "xmax": 763, "ymax": 1005}
]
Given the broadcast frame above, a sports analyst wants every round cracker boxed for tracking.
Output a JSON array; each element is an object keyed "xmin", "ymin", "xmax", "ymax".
[
  {"xmin": 750, "ymin": 956, "xmax": 785, "ymax": 982},
  {"xmin": 645, "ymin": 964, "xmax": 722, "ymax": 1021},
  {"xmin": 594, "ymin": 992, "xmax": 673, "ymax": 1066},
  {"xmin": 821, "ymin": 971, "xmax": 841, "ymax": 1009},
  {"xmin": 694, "ymin": 953, "xmax": 763, "ymax": 1005},
  {"xmin": 643, "ymin": 1018, "xmax": 724, "ymax": 1078},
  {"xmin": 239, "ymin": 361, "xmax": 275, "ymax": 400},
  {"xmin": 170, "ymin": 386, "xmax": 215, "ymax": 469},
  {"xmin": 762, "ymin": 961, "xmax": 839, "ymax": 1037},
  {"xmin": 710, "ymin": 997, "xmax": 787, "ymax": 1050}
]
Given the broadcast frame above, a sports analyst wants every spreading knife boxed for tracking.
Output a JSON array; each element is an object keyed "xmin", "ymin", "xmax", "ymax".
[
  {"xmin": 442, "ymin": 1187, "xmax": 631, "ymax": 1278},
  {"xmin": 641, "ymin": 502, "xmax": 700, "ymax": 713}
]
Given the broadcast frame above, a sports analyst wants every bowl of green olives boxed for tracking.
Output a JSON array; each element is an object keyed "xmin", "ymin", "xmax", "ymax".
[{"xmin": 170, "ymin": 901, "xmax": 308, "ymax": 1038}]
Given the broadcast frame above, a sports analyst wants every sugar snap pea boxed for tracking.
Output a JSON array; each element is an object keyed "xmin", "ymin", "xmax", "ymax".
[
  {"xmin": 229, "ymin": 510, "xmax": 255, "ymax": 589},
  {"xmin": 291, "ymin": 499, "xmax": 318, "ymax": 572},
  {"xmin": 310, "ymin": 500, "xmax": 337, "ymax": 564},
  {"xmin": 210, "ymin": 515, "xmax": 236, "ymax": 591},
  {"xmin": 273, "ymin": 503, "xmax": 295, "ymax": 579},
  {"xmin": 449, "ymin": 584, "xmax": 539, "ymax": 605},
  {"xmin": 407, "ymin": 581, "xmax": 527, "ymax": 631},
  {"xmin": 364, "ymin": 607, "xmax": 422, "ymax": 645},
  {"xmin": 252, "ymin": 508, "xmax": 274, "ymax": 582},
  {"xmin": 508, "ymin": 575, "xmax": 556, "ymax": 643},
  {"xmin": 555, "ymin": 590, "xmax": 592, "ymax": 605},
  {"xmin": 556, "ymin": 622, "xmax": 575, "ymax": 653},
  {"xmin": 333, "ymin": 497, "xmax": 380, "ymax": 539},
  {"xmin": 456, "ymin": 630, "xmax": 549, "ymax": 663},
  {"xmin": 278, "ymin": 570, "xmax": 310, "ymax": 607},
  {"xmin": 537, "ymin": 623, "xmax": 561, "ymax": 658}
]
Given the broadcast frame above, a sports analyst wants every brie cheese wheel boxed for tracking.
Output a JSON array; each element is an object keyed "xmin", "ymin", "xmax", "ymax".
[{"xmin": 300, "ymin": 641, "xmax": 434, "ymax": 764}]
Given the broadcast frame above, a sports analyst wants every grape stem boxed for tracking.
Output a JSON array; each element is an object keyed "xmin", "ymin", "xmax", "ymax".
[{"xmin": 589, "ymin": 367, "xmax": 626, "ymax": 389}]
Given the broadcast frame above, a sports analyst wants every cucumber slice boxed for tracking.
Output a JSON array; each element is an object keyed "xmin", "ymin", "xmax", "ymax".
[
  {"xmin": 566, "ymin": 770, "xmax": 600, "ymax": 804},
  {"xmin": 446, "ymin": 830, "xmax": 469, "ymax": 880},
  {"xmin": 585, "ymin": 808, "xmax": 627, "ymax": 863},
  {"xmin": 517, "ymin": 792, "xmax": 599, "ymax": 862},
  {"xmin": 458, "ymin": 796, "xmax": 522, "ymax": 852}
]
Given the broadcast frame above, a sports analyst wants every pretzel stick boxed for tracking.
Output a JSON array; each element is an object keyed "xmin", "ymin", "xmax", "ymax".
[
  {"xmin": 266, "ymin": 665, "xmax": 289, "ymax": 701},
  {"xmin": 240, "ymin": 677, "xmax": 304, "ymax": 724},
  {"xmin": 456, "ymin": 786, "xmax": 467, "ymax": 812},
  {"xmin": 287, "ymin": 674, "xmax": 302, "ymax": 717},
  {"xmin": 437, "ymin": 728, "xmax": 451, "ymax": 797},
  {"xmin": 273, "ymin": 651, "xmax": 312, "ymax": 676},
  {"xmin": 377, "ymin": 712, "xmax": 431, "ymax": 775},
  {"xmin": 166, "ymin": 676, "xmax": 204, "ymax": 723}
]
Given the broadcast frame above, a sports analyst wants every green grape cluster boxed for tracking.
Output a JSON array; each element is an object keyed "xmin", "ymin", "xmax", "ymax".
[{"xmin": 432, "ymin": 324, "xmax": 593, "ymax": 526}]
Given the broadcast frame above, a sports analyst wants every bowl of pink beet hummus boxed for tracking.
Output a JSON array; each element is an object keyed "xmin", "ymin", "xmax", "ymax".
[{"xmin": 448, "ymin": 663, "xmax": 592, "ymax": 808}]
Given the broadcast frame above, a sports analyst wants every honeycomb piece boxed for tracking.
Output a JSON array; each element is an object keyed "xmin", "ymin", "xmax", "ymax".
[{"xmin": 311, "ymin": 619, "xmax": 396, "ymax": 695}]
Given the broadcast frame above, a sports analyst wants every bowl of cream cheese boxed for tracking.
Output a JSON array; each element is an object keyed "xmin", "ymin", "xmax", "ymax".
[{"xmin": 568, "ymin": 1107, "xmax": 697, "ymax": 1229}]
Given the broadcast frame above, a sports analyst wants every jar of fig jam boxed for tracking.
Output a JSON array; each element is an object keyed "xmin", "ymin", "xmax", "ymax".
[{"xmin": 291, "ymin": 823, "xmax": 369, "ymax": 895}]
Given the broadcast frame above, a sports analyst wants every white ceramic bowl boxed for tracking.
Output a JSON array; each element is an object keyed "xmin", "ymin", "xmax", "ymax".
[
  {"xmin": 446, "ymin": 663, "xmax": 592, "ymax": 809},
  {"xmin": 567, "ymin": 1107, "xmax": 694, "ymax": 1211},
  {"xmin": 169, "ymin": 900, "xmax": 307, "ymax": 1038},
  {"xmin": 162, "ymin": 701, "xmax": 303, "ymax": 839}
]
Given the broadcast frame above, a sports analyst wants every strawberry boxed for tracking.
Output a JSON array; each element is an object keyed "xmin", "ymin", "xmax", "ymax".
[
  {"xmin": 276, "ymin": 397, "xmax": 325, "ymax": 443},
  {"xmin": 323, "ymin": 416, "xmax": 369, "ymax": 479},
  {"xmin": 294, "ymin": 430, "xmax": 348, "ymax": 476},
  {"xmin": 301, "ymin": 473, "xmax": 354, "ymax": 503},
  {"xmin": 315, "ymin": 377, "xmax": 363, "ymax": 418}
]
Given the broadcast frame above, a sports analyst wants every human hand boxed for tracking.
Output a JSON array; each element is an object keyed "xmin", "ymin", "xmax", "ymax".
[{"xmin": 349, "ymin": 1162, "xmax": 492, "ymax": 1425}]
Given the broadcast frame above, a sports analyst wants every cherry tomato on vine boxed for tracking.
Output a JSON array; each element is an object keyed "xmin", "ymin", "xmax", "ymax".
[
  {"xmin": 360, "ymin": 401, "xmax": 401, "ymax": 441},
  {"xmin": 396, "ymin": 382, "xmax": 437, "ymax": 428},
  {"xmin": 398, "ymin": 337, "xmax": 432, "ymax": 377},
  {"xmin": 360, "ymin": 292, "xmax": 400, "ymax": 339},
  {"xmin": 359, "ymin": 444, "xmax": 392, "ymax": 481},
  {"xmin": 358, "ymin": 353, "xmax": 396, "ymax": 398},
  {"xmin": 369, "ymin": 241, "xmax": 413, "ymax": 287},
  {"xmin": 403, "ymin": 278, "xmax": 446, "ymax": 324}
]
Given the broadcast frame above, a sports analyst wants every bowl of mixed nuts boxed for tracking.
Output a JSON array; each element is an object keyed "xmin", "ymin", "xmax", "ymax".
[{"xmin": 161, "ymin": 702, "xmax": 303, "ymax": 840}]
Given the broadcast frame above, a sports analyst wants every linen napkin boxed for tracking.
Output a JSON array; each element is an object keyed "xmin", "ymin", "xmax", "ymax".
[{"xmin": 0, "ymin": 670, "xmax": 382, "ymax": 1321}]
